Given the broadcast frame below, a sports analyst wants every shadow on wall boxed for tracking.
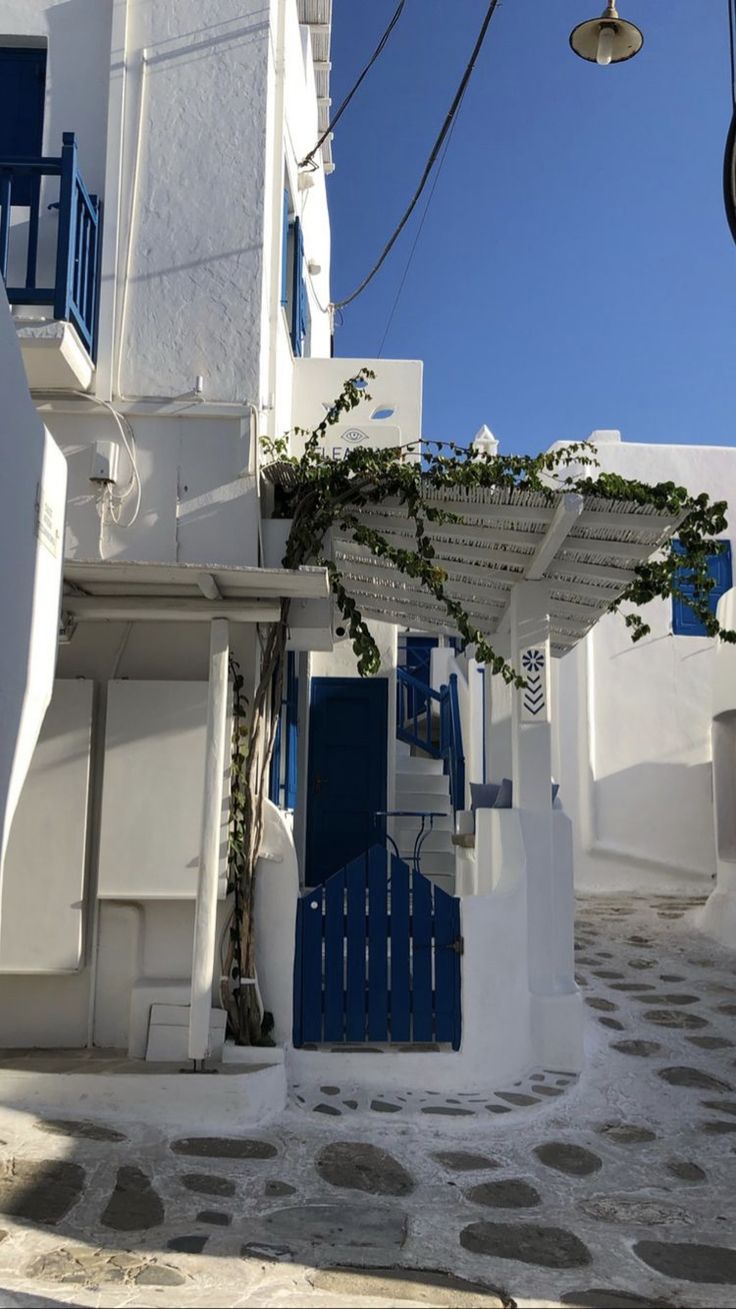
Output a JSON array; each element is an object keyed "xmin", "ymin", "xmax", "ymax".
[
  {"xmin": 583, "ymin": 756, "xmax": 716, "ymax": 885},
  {"xmin": 45, "ymin": 0, "xmax": 114, "ymax": 191}
]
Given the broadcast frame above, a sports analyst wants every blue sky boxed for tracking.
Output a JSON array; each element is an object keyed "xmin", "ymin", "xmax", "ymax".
[{"xmin": 327, "ymin": 1, "xmax": 736, "ymax": 455}]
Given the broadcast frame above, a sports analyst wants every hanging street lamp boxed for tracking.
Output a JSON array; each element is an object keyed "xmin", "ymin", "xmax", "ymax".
[
  {"xmin": 569, "ymin": 3, "xmax": 643, "ymax": 66},
  {"xmin": 570, "ymin": 3, "xmax": 736, "ymax": 249}
]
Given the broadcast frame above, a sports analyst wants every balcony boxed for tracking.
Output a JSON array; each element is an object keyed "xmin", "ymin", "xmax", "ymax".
[{"xmin": 0, "ymin": 132, "xmax": 102, "ymax": 390}]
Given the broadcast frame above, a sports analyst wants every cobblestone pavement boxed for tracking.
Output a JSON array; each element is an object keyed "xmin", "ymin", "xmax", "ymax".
[{"xmin": 0, "ymin": 894, "xmax": 735, "ymax": 1308}]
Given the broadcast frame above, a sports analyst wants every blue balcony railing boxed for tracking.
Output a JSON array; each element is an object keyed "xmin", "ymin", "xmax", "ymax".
[{"xmin": 0, "ymin": 132, "xmax": 102, "ymax": 360}]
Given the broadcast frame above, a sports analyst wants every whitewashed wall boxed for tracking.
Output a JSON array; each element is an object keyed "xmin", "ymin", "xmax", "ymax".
[
  {"xmin": 0, "ymin": 624, "xmax": 258, "ymax": 1048},
  {"xmin": 554, "ymin": 436, "xmax": 736, "ymax": 894}
]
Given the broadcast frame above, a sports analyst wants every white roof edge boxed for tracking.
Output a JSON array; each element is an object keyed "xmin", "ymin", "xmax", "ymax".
[{"xmin": 63, "ymin": 559, "xmax": 330, "ymax": 600}]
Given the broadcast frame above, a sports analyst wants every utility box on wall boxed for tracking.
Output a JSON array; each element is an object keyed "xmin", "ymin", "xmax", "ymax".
[
  {"xmin": 0, "ymin": 679, "xmax": 94, "ymax": 972},
  {"xmin": 97, "ymin": 681, "xmax": 229, "ymax": 900}
]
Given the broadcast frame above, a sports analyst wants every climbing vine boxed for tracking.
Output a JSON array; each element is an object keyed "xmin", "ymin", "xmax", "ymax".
[{"xmin": 223, "ymin": 370, "xmax": 735, "ymax": 1043}]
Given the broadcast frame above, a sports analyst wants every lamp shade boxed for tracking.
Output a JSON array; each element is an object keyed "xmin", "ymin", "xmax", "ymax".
[{"xmin": 570, "ymin": 4, "xmax": 643, "ymax": 64}]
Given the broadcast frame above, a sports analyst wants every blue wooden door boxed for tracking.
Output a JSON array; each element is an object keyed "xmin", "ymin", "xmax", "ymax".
[
  {"xmin": 0, "ymin": 47, "xmax": 46, "ymax": 205},
  {"xmin": 294, "ymin": 845, "xmax": 462, "ymax": 1049},
  {"xmin": 405, "ymin": 635, "xmax": 437, "ymax": 686},
  {"xmin": 305, "ymin": 677, "xmax": 387, "ymax": 886}
]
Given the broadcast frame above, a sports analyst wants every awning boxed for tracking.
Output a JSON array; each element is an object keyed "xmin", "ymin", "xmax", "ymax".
[
  {"xmin": 62, "ymin": 560, "xmax": 329, "ymax": 624},
  {"xmin": 329, "ymin": 488, "xmax": 684, "ymax": 656},
  {"xmin": 297, "ymin": 0, "xmax": 333, "ymax": 171}
]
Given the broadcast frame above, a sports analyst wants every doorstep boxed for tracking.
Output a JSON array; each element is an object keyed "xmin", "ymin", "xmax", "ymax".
[{"xmin": 0, "ymin": 1047, "xmax": 287, "ymax": 1131}]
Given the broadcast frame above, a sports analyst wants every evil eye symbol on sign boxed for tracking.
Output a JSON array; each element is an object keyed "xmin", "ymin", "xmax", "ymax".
[{"xmin": 341, "ymin": 428, "xmax": 368, "ymax": 444}]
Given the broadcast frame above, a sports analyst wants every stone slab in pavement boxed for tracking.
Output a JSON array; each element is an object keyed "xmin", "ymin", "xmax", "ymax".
[{"xmin": 0, "ymin": 894, "xmax": 733, "ymax": 1307}]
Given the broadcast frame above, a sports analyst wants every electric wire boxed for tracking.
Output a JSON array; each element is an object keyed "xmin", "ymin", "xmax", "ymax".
[
  {"xmin": 722, "ymin": 0, "xmax": 728, "ymax": 106},
  {"xmin": 376, "ymin": 93, "xmax": 464, "ymax": 357},
  {"xmin": 300, "ymin": 0, "xmax": 406, "ymax": 170},
  {"xmin": 332, "ymin": 0, "xmax": 502, "ymax": 311},
  {"xmin": 73, "ymin": 391, "xmax": 143, "ymax": 528}
]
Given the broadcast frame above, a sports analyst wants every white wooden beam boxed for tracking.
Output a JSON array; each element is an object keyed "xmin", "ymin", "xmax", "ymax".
[
  {"xmin": 63, "ymin": 597, "xmax": 280, "ymax": 623},
  {"xmin": 197, "ymin": 573, "xmax": 222, "ymax": 601},
  {"xmin": 526, "ymin": 493, "xmax": 584, "ymax": 580}
]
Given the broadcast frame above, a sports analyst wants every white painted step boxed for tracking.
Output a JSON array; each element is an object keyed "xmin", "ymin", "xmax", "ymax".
[
  {"xmin": 398, "ymin": 850, "xmax": 455, "ymax": 877},
  {"xmin": 392, "ymin": 826, "xmax": 451, "ymax": 853},
  {"xmin": 396, "ymin": 756, "xmax": 444, "ymax": 776},
  {"xmin": 427, "ymin": 872, "xmax": 455, "ymax": 896},
  {"xmin": 392, "ymin": 812, "xmax": 452, "ymax": 834},
  {"xmin": 395, "ymin": 772, "xmax": 451, "ymax": 796},
  {"xmin": 395, "ymin": 790, "xmax": 453, "ymax": 811}
]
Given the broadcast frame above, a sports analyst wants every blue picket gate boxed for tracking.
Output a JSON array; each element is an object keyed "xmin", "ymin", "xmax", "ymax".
[{"xmin": 293, "ymin": 845, "xmax": 462, "ymax": 1050}]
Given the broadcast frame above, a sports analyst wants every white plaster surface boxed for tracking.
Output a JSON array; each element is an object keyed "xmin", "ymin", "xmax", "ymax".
[
  {"xmin": 255, "ymin": 802, "xmax": 300, "ymax": 1046},
  {"xmin": 97, "ymin": 680, "xmax": 228, "ymax": 901},
  {"xmin": 0, "ymin": 285, "xmax": 67, "ymax": 890},
  {"xmin": 551, "ymin": 439, "xmax": 736, "ymax": 897},
  {"xmin": 0, "ymin": 680, "xmax": 93, "ymax": 973}
]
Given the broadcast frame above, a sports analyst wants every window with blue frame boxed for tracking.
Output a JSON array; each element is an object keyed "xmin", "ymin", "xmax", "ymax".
[
  {"xmin": 671, "ymin": 539, "xmax": 733, "ymax": 636},
  {"xmin": 0, "ymin": 46, "xmax": 47, "ymax": 206},
  {"xmin": 280, "ymin": 190, "xmax": 309, "ymax": 358},
  {"xmin": 269, "ymin": 652, "xmax": 299, "ymax": 809}
]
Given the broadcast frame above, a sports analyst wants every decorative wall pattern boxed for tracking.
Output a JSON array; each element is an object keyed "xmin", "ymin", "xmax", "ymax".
[{"xmin": 521, "ymin": 647, "xmax": 547, "ymax": 722}]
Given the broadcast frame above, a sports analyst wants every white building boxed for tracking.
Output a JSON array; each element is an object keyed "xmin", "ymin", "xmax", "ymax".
[{"xmin": 0, "ymin": 0, "xmax": 730, "ymax": 1122}]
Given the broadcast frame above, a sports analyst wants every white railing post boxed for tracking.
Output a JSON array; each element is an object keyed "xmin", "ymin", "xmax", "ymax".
[{"xmin": 188, "ymin": 618, "xmax": 230, "ymax": 1062}]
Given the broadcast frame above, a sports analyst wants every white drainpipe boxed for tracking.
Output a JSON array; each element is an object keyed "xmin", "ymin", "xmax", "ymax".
[{"xmin": 188, "ymin": 618, "xmax": 230, "ymax": 1062}]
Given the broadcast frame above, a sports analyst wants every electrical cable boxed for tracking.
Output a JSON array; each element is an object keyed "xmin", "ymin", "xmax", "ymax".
[
  {"xmin": 72, "ymin": 391, "xmax": 143, "ymax": 528},
  {"xmin": 299, "ymin": 0, "xmax": 406, "ymax": 170},
  {"xmin": 376, "ymin": 88, "xmax": 465, "ymax": 357},
  {"xmin": 722, "ymin": 0, "xmax": 728, "ymax": 107},
  {"xmin": 331, "ymin": 0, "xmax": 502, "ymax": 311},
  {"xmin": 724, "ymin": 0, "xmax": 736, "ymax": 243}
]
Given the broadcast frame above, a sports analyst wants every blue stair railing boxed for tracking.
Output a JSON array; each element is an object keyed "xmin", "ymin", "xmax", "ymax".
[
  {"xmin": 396, "ymin": 666, "xmax": 465, "ymax": 815},
  {"xmin": 0, "ymin": 132, "xmax": 102, "ymax": 359}
]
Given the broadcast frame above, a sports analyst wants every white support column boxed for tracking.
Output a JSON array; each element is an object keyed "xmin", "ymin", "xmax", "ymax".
[
  {"xmin": 188, "ymin": 618, "xmax": 230, "ymax": 1063},
  {"xmin": 510, "ymin": 581, "xmax": 582, "ymax": 1071},
  {"xmin": 510, "ymin": 582, "xmax": 553, "ymax": 814}
]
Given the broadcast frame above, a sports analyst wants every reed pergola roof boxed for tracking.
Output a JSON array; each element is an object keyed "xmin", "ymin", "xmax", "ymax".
[{"xmin": 327, "ymin": 487, "xmax": 684, "ymax": 656}]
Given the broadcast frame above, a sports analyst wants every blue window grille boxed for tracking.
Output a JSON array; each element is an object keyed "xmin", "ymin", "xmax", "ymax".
[
  {"xmin": 672, "ymin": 540, "xmax": 733, "ymax": 636},
  {"xmin": 269, "ymin": 652, "xmax": 299, "ymax": 809}
]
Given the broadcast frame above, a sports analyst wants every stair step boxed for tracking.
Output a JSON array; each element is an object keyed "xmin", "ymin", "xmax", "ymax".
[
  {"xmin": 392, "ymin": 813, "xmax": 452, "ymax": 833},
  {"xmin": 398, "ymin": 850, "xmax": 455, "ymax": 875},
  {"xmin": 396, "ymin": 756, "xmax": 444, "ymax": 776},
  {"xmin": 395, "ymin": 773, "xmax": 450, "ymax": 795},
  {"xmin": 427, "ymin": 872, "xmax": 456, "ymax": 896},
  {"xmin": 396, "ymin": 800, "xmax": 452, "ymax": 819},
  {"xmin": 391, "ymin": 828, "xmax": 452, "ymax": 853}
]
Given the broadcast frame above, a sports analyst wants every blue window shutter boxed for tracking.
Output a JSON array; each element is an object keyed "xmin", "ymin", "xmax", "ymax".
[
  {"xmin": 269, "ymin": 708, "xmax": 282, "ymax": 804},
  {"xmin": 291, "ymin": 217, "xmax": 306, "ymax": 356},
  {"xmin": 672, "ymin": 540, "xmax": 733, "ymax": 635},
  {"xmin": 0, "ymin": 47, "xmax": 46, "ymax": 206},
  {"xmin": 285, "ymin": 653, "xmax": 299, "ymax": 809},
  {"xmin": 269, "ymin": 652, "xmax": 299, "ymax": 809},
  {"xmin": 280, "ymin": 190, "xmax": 289, "ymax": 307}
]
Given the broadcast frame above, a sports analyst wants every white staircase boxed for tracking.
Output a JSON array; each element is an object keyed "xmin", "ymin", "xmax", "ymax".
[{"xmin": 393, "ymin": 741, "xmax": 455, "ymax": 895}]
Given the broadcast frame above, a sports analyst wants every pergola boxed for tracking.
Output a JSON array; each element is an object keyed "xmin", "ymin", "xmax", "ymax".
[
  {"xmin": 327, "ymin": 483, "xmax": 686, "ymax": 1041},
  {"xmin": 331, "ymin": 486, "xmax": 683, "ymax": 656}
]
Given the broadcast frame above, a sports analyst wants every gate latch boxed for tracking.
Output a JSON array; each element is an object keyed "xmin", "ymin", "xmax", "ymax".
[{"xmin": 450, "ymin": 936, "xmax": 464, "ymax": 955}]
